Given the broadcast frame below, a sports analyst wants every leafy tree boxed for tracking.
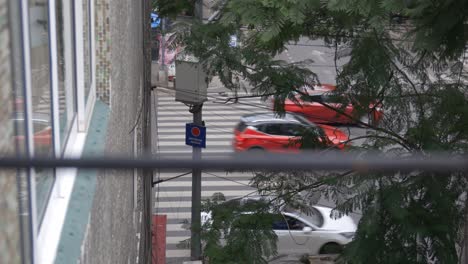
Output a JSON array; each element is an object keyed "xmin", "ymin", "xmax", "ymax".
[
  {"xmin": 200, "ymin": 193, "xmax": 278, "ymax": 264},
  {"xmin": 155, "ymin": 0, "xmax": 468, "ymax": 263}
]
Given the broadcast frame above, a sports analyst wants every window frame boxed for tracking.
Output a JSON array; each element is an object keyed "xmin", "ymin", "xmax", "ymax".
[
  {"xmin": 38, "ymin": 0, "xmax": 94, "ymax": 262},
  {"xmin": 15, "ymin": 0, "xmax": 96, "ymax": 262},
  {"xmin": 19, "ymin": 0, "xmax": 40, "ymax": 261},
  {"xmin": 75, "ymin": 0, "xmax": 96, "ymax": 132}
]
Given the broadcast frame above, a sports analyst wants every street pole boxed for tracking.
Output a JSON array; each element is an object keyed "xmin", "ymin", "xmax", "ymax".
[
  {"xmin": 160, "ymin": 18, "xmax": 166, "ymax": 70},
  {"xmin": 190, "ymin": 1, "xmax": 204, "ymax": 261},
  {"xmin": 190, "ymin": 104, "xmax": 203, "ymax": 260}
]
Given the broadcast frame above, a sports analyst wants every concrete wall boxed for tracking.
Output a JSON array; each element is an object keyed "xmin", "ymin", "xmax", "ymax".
[
  {"xmin": 0, "ymin": 0, "xmax": 22, "ymax": 263},
  {"xmin": 79, "ymin": 0, "xmax": 147, "ymax": 263}
]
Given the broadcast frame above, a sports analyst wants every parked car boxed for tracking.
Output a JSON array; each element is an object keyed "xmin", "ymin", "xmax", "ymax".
[
  {"xmin": 233, "ymin": 112, "xmax": 349, "ymax": 153},
  {"xmin": 12, "ymin": 112, "xmax": 52, "ymax": 154},
  {"xmin": 201, "ymin": 196, "xmax": 357, "ymax": 256},
  {"xmin": 273, "ymin": 84, "xmax": 383, "ymax": 125}
]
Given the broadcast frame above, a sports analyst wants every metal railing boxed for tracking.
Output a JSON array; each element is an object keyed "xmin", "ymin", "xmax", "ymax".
[{"xmin": 0, "ymin": 152, "xmax": 466, "ymax": 172}]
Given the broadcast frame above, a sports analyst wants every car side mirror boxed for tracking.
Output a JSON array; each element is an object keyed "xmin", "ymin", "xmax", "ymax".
[{"xmin": 302, "ymin": 226, "xmax": 312, "ymax": 234}]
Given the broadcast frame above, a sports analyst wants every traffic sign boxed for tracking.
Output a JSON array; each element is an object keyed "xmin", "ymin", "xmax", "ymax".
[
  {"xmin": 186, "ymin": 123, "xmax": 206, "ymax": 148},
  {"xmin": 229, "ymin": 35, "xmax": 237, "ymax": 47}
]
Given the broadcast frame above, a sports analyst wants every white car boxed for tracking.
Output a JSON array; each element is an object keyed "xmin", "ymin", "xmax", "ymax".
[{"xmin": 201, "ymin": 196, "xmax": 357, "ymax": 256}]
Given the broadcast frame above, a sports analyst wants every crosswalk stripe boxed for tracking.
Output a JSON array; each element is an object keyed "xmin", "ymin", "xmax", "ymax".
[
  {"xmin": 166, "ymin": 250, "xmax": 190, "ymax": 258},
  {"xmin": 158, "ymin": 121, "xmax": 238, "ymax": 127},
  {"xmin": 153, "ymin": 171, "xmax": 250, "ymax": 177},
  {"xmin": 157, "ymin": 180, "xmax": 250, "ymax": 188},
  {"xmin": 166, "ymin": 236, "xmax": 190, "ymax": 244},
  {"xmin": 158, "ymin": 116, "xmax": 244, "ymax": 121},
  {"xmin": 157, "ymin": 149, "xmax": 233, "ymax": 154},
  {"xmin": 158, "ymin": 96, "xmax": 261, "ymax": 100},
  {"xmin": 152, "ymin": 212, "xmax": 199, "ymax": 220},
  {"xmin": 155, "ymin": 87, "xmax": 266, "ymax": 262},
  {"xmin": 157, "ymin": 112, "xmax": 254, "ymax": 119},
  {"xmin": 166, "ymin": 224, "xmax": 189, "ymax": 232},
  {"xmin": 155, "ymin": 201, "xmax": 192, "ymax": 209},
  {"xmin": 157, "ymin": 101, "xmax": 264, "ymax": 108},
  {"xmin": 158, "ymin": 141, "xmax": 231, "ymax": 147},
  {"xmin": 159, "ymin": 134, "xmax": 233, "ymax": 140},
  {"xmin": 157, "ymin": 189, "xmax": 255, "ymax": 198},
  {"xmin": 157, "ymin": 129, "xmax": 231, "ymax": 134}
]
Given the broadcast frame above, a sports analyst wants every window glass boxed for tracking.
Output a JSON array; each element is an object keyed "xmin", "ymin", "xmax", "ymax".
[
  {"xmin": 281, "ymin": 124, "xmax": 303, "ymax": 136},
  {"xmin": 83, "ymin": 0, "xmax": 92, "ymax": 102},
  {"xmin": 28, "ymin": 0, "xmax": 55, "ymax": 225},
  {"xmin": 56, "ymin": 0, "xmax": 76, "ymax": 151},
  {"xmin": 321, "ymin": 94, "xmax": 344, "ymax": 104},
  {"xmin": 300, "ymin": 94, "xmax": 322, "ymax": 103},
  {"xmin": 300, "ymin": 208, "xmax": 324, "ymax": 228},
  {"xmin": 273, "ymin": 215, "xmax": 308, "ymax": 230},
  {"xmin": 285, "ymin": 216, "xmax": 306, "ymax": 230},
  {"xmin": 272, "ymin": 218, "xmax": 288, "ymax": 230},
  {"xmin": 261, "ymin": 124, "xmax": 284, "ymax": 135}
]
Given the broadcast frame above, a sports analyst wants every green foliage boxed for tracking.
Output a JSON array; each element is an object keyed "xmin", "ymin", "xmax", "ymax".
[
  {"xmin": 157, "ymin": 0, "xmax": 468, "ymax": 262},
  {"xmin": 342, "ymin": 172, "xmax": 466, "ymax": 263},
  {"xmin": 201, "ymin": 194, "xmax": 278, "ymax": 263},
  {"xmin": 153, "ymin": 0, "xmax": 195, "ymax": 18}
]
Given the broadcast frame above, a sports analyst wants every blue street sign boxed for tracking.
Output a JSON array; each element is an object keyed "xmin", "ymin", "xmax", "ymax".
[
  {"xmin": 186, "ymin": 123, "xmax": 206, "ymax": 148},
  {"xmin": 151, "ymin": 12, "xmax": 160, "ymax": 28},
  {"xmin": 229, "ymin": 35, "xmax": 237, "ymax": 47}
]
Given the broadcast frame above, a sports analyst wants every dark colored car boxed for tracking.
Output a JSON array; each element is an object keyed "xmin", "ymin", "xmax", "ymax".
[{"xmin": 233, "ymin": 112, "xmax": 349, "ymax": 153}]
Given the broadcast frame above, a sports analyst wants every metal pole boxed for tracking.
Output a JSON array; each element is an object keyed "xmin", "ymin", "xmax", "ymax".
[
  {"xmin": 191, "ymin": 105, "xmax": 203, "ymax": 260},
  {"xmin": 463, "ymin": 198, "xmax": 468, "ymax": 263},
  {"xmin": 190, "ymin": 1, "xmax": 204, "ymax": 260},
  {"xmin": 160, "ymin": 18, "xmax": 166, "ymax": 70},
  {"xmin": 195, "ymin": 0, "xmax": 203, "ymax": 21}
]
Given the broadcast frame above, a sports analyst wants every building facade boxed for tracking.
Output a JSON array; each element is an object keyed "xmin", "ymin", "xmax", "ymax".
[{"xmin": 0, "ymin": 0, "xmax": 152, "ymax": 263}]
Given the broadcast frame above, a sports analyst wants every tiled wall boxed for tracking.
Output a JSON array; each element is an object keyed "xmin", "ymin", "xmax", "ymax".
[
  {"xmin": 95, "ymin": 0, "xmax": 111, "ymax": 104},
  {"xmin": 0, "ymin": 0, "xmax": 22, "ymax": 262}
]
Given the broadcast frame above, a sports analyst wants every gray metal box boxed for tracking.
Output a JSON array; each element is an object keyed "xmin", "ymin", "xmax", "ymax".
[{"xmin": 175, "ymin": 60, "xmax": 208, "ymax": 104}]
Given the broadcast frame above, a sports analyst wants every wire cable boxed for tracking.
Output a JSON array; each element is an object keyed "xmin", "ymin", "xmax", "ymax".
[
  {"xmin": 152, "ymin": 171, "xmax": 192, "ymax": 186},
  {"xmin": 158, "ymin": 86, "xmax": 269, "ymax": 112},
  {"xmin": 203, "ymin": 171, "xmax": 253, "ymax": 187},
  {"xmin": 156, "ymin": 105, "xmax": 234, "ymax": 134}
]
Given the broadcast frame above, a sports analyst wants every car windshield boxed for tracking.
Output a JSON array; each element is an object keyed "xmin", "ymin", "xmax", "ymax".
[{"xmin": 297, "ymin": 207, "xmax": 324, "ymax": 228}]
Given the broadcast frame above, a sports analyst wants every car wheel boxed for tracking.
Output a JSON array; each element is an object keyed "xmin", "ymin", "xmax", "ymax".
[
  {"xmin": 248, "ymin": 147, "xmax": 264, "ymax": 154},
  {"xmin": 319, "ymin": 243, "xmax": 343, "ymax": 255}
]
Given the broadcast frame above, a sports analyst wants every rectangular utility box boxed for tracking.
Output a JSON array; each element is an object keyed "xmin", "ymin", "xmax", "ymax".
[{"xmin": 175, "ymin": 60, "xmax": 208, "ymax": 104}]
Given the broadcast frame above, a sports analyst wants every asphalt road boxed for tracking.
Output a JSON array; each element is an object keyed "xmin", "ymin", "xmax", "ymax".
[{"xmin": 152, "ymin": 38, "xmax": 366, "ymax": 263}]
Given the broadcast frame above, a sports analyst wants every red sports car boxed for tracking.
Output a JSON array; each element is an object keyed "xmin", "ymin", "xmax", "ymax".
[
  {"xmin": 233, "ymin": 112, "xmax": 349, "ymax": 153},
  {"xmin": 276, "ymin": 84, "xmax": 383, "ymax": 125}
]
